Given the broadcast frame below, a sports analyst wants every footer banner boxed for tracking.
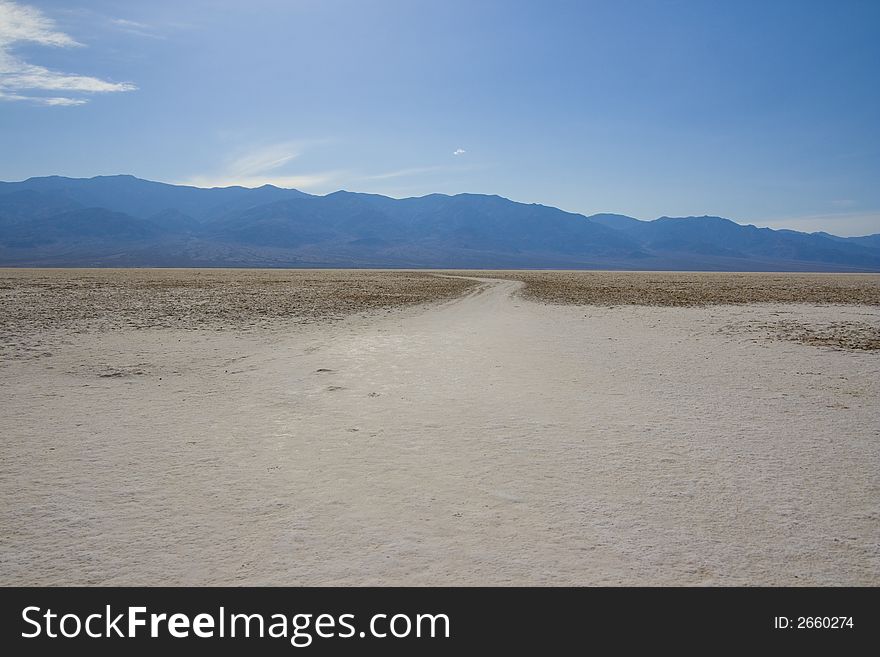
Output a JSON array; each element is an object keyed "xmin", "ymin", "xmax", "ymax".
[{"xmin": 1, "ymin": 587, "xmax": 875, "ymax": 653}]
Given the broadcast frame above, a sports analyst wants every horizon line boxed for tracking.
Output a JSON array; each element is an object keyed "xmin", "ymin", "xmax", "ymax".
[{"xmin": 2, "ymin": 173, "xmax": 878, "ymax": 239}]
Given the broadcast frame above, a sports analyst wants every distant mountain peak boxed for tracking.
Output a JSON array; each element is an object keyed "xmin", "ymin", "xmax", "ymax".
[{"xmin": 1, "ymin": 174, "xmax": 878, "ymax": 270}]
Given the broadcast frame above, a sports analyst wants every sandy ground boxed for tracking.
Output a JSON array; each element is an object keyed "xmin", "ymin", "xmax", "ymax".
[{"xmin": 1, "ymin": 273, "xmax": 878, "ymax": 585}]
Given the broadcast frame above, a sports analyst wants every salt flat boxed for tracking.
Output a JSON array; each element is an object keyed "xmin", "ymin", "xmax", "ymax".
[{"xmin": 1, "ymin": 271, "xmax": 878, "ymax": 585}]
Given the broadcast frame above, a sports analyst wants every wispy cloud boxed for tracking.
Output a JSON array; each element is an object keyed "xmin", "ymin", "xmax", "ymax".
[
  {"xmin": 0, "ymin": 0, "xmax": 136, "ymax": 106},
  {"xmin": 181, "ymin": 141, "xmax": 344, "ymax": 190},
  {"xmin": 0, "ymin": 1, "xmax": 79, "ymax": 46},
  {"xmin": 185, "ymin": 142, "xmax": 482, "ymax": 193},
  {"xmin": 112, "ymin": 18, "xmax": 149, "ymax": 29},
  {"xmin": 362, "ymin": 165, "xmax": 453, "ymax": 181},
  {"xmin": 0, "ymin": 88, "xmax": 86, "ymax": 105},
  {"xmin": 226, "ymin": 141, "xmax": 303, "ymax": 178},
  {"xmin": 109, "ymin": 17, "xmax": 166, "ymax": 40},
  {"xmin": 453, "ymin": 148, "xmax": 466, "ymax": 156}
]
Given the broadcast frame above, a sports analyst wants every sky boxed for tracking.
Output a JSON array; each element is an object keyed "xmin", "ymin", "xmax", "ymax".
[{"xmin": 0, "ymin": 0, "xmax": 878, "ymax": 236}]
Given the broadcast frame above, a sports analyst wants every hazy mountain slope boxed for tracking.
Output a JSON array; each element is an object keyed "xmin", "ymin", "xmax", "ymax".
[
  {"xmin": 0, "ymin": 176, "xmax": 878, "ymax": 270},
  {"xmin": 209, "ymin": 192, "xmax": 643, "ymax": 256},
  {"xmin": 0, "ymin": 175, "xmax": 311, "ymax": 222},
  {"xmin": 586, "ymin": 214, "xmax": 880, "ymax": 269},
  {"xmin": 0, "ymin": 190, "xmax": 83, "ymax": 226},
  {"xmin": 0, "ymin": 207, "xmax": 160, "ymax": 249},
  {"xmin": 846, "ymin": 234, "xmax": 880, "ymax": 249},
  {"xmin": 146, "ymin": 209, "xmax": 202, "ymax": 235},
  {"xmin": 583, "ymin": 213, "xmax": 646, "ymax": 231}
]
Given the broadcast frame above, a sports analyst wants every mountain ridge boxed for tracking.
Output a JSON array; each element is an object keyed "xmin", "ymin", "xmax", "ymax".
[{"xmin": 1, "ymin": 175, "xmax": 878, "ymax": 271}]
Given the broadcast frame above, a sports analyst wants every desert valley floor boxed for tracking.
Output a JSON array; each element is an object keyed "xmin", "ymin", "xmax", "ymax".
[{"xmin": 1, "ymin": 269, "xmax": 878, "ymax": 585}]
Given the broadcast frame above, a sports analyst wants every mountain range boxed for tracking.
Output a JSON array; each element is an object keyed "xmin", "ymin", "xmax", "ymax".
[{"xmin": 1, "ymin": 175, "xmax": 878, "ymax": 271}]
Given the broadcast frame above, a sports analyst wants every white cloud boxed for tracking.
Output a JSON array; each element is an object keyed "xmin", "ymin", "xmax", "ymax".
[
  {"xmin": 363, "ymin": 165, "xmax": 451, "ymax": 181},
  {"xmin": 40, "ymin": 95, "xmax": 87, "ymax": 106},
  {"xmin": 0, "ymin": 0, "xmax": 136, "ymax": 106},
  {"xmin": 0, "ymin": 89, "xmax": 87, "ymax": 105},
  {"xmin": 0, "ymin": 52, "xmax": 135, "ymax": 92},
  {"xmin": 111, "ymin": 18, "xmax": 148, "ymax": 29},
  {"xmin": 109, "ymin": 17, "xmax": 165, "ymax": 40},
  {"xmin": 186, "ymin": 142, "xmax": 478, "ymax": 193},
  {"xmin": 453, "ymin": 148, "xmax": 466, "ymax": 156},
  {"xmin": 182, "ymin": 141, "xmax": 344, "ymax": 191},
  {"xmin": 226, "ymin": 142, "xmax": 303, "ymax": 178},
  {"xmin": 0, "ymin": 0, "xmax": 80, "ymax": 47}
]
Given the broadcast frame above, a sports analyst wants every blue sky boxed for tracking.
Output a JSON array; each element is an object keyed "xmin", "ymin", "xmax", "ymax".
[{"xmin": 1, "ymin": 0, "xmax": 878, "ymax": 235}]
